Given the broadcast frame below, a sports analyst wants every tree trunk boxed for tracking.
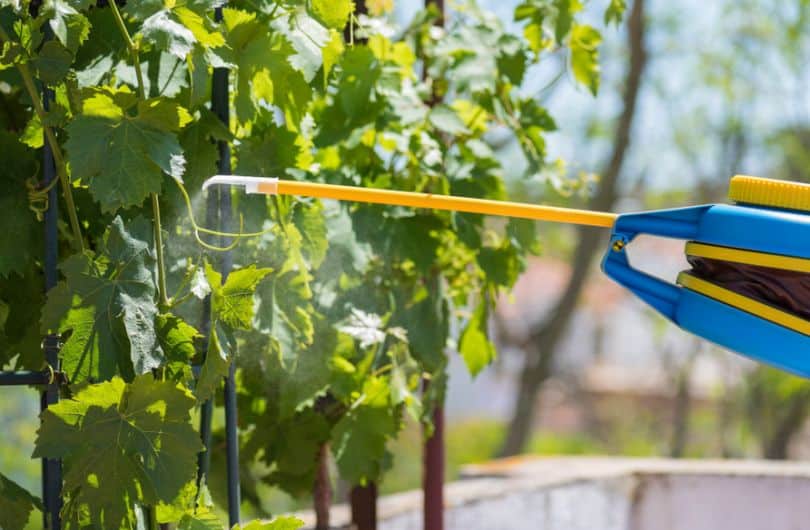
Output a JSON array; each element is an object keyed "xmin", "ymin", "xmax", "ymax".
[
  {"xmin": 423, "ymin": 404, "xmax": 445, "ymax": 530},
  {"xmin": 499, "ymin": 0, "xmax": 648, "ymax": 457},
  {"xmin": 314, "ymin": 442, "xmax": 332, "ymax": 530},
  {"xmin": 764, "ymin": 397, "xmax": 808, "ymax": 460},
  {"xmin": 669, "ymin": 361, "xmax": 692, "ymax": 458},
  {"xmin": 350, "ymin": 483, "xmax": 377, "ymax": 530}
]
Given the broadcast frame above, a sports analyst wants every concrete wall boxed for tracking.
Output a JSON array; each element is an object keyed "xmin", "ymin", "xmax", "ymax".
[{"xmin": 296, "ymin": 457, "xmax": 810, "ymax": 529}]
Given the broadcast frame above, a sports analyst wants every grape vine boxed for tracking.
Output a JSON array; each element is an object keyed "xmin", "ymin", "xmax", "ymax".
[{"xmin": 0, "ymin": 0, "xmax": 623, "ymax": 528}]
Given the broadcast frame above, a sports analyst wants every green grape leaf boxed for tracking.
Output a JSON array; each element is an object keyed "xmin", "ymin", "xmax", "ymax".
[
  {"xmin": 175, "ymin": 7, "xmax": 227, "ymax": 48},
  {"xmin": 45, "ymin": 0, "xmax": 91, "ymax": 54},
  {"xmin": 604, "ymin": 0, "xmax": 626, "ymax": 25},
  {"xmin": 248, "ymin": 207, "xmax": 316, "ymax": 368},
  {"xmin": 292, "ymin": 200, "xmax": 328, "ymax": 269},
  {"xmin": 142, "ymin": 10, "xmax": 197, "ymax": 59},
  {"xmin": 169, "ymin": 481, "xmax": 220, "ymax": 528},
  {"xmin": 133, "ymin": 51, "xmax": 190, "ymax": 99},
  {"xmin": 21, "ymin": 114, "xmax": 44, "ymax": 148},
  {"xmin": 569, "ymin": 23, "xmax": 601, "ymax": 95},
  {"xmin": 64, "ymin": 0, "xmax": 100, "ymax": 10},
  {"xmin": 507, "ymin": 217, "xmax": 541, "ymax": 254},
  {"xmin": 0, "ymin": 132, "xmax": 41, "ymax": 278},
  {"xmin": 223, "ymin": 9, "xmax": 312, "ymax": 127},
  {"xmin": 388, "ymin": 344, "xmax": 423, "ymax": 421},
  {"xmin": 394, "ymin": 287, "xmax": 448, "ymax": 373},
  {"xmin": 137, "ymin": 98, "xmax": 193, "ymax": 131},
  {"xmin": 188, "ymin": 47, "xmax": 210, "ymax": 107},
  {"xmin": 512, "ymin": 97, "xmax": 556, "ymax": 164},
  {"xmin": 522, "ymin": 22, "xmax": 545, "ymax": 55},
  {"xmin": 307, "ymin": 0, "xmax": 353, "ymax": 30},
  {"xmin": 41, "ymin": 217, "xmax": 163, "ymax": 382},
  {"xmin": 314, "ymin": 46, "xmax": 382, "ymax": 146},
  {"xmin": 338, "ymin": 46, "xmax": 380, "ymax": 120},
  {"xmin": 428, "ymin": 104, "xmax": 469, "ymax": 136},
  {"xmin": 156, "ymin": 313, "xmax": 200, "ymax": 363},
  {"xmin": 124, "ymin": 0, "xmax": 224, "ymax": 19},
  {"xmin": 273, "ymin": 6, "xmax": 330, "ymax": 82},
  {"xmin": 65, "ymin": 87, "xmax": 186, "ymax": 212},
  {"xmin": 236, "ymin": 516, "xmax": 305, "ymax": 530},
  {"xmin": 177, "ymin": 507, "xmax": 222, "ymax": 530},
  {"xmin": 432, "ymin": 23, "xmax": 499, "ymax": 93},
  {"xmin": 355, "ymin": 214, "xmax": 443, "ymax": 271},
  {"xmin": 496, "ymin": 34, "xmax": 526, "ymax": 85},
  {"xmin": 458, "ymin": 299, "xmax": 496, "ymax": 377},
  {"xmin": 331, "ymin": 377, "xmax": 399, "ymax": 484},
  {"xmin": 315, "ymin": 204, "xmax": 372, "ymax": 288},
  {"xmin": 195, "ymin": 322, "xmax": 229, "ymax": 402},
  {"xmin": 206, "ymin": 263, "xmax": 272, "ymax": 330},
  {"xmin": 235, "ymin": 121, "xmax": 303, "ymax": 178},
  {"xmin": 154, "ymin": 479, "xmax": 198, "ymax": 523},
  {"xmin": 0, "ymin": 270, "xmax": 45, "ymax": 370},
  {"xmin": 178, "ymin": 108, "xmax": 232, "ymax": 190},
  {"xmin": 321, "ymin": 29, "xmax": 344, "ymax": 85},
  {"xmin": 260, "ymin": 272, "xmax": 314, "ymax": 368},
  {"xmin": 478, "ymin": 244, "xmax": 521, "ymax": 287},
  {"xmin": 513, "ymin": 2, "xmax": 539, "ymax": 23},
  {"xmin": 553, "ymin": 0, "xmax": 582, "ymax": 43},
  {"xmin": 33, "ymin": 40, "xmax": 73, "ymax": 84},
  {"xmin": 33, "ymin": 375, "xmax": 203, "ymax": 529},
  {"xmin": 517, "ymin": 97, "xmax": 557, "ymax": 131},
  {"xmin": 121, "ymin": 0, "xmax": 169, "ymax": 18},
  {"xmin": 196, "ymin": 264, "xmax": 270, "ymax": 401},
  {"xmin": 259, "ymin": 409, "xmax": 331, "ymax": 496},
  {"xmin": 125, "ymin": 0, "xmax": 226, "ymax": 55},
  {"xmin": 276, "ymin": 317, "xmax": 335, "ymax": 417},
  {"xmin": 0, "ymin": 472, "xmax": 41, "ymax": 530}
]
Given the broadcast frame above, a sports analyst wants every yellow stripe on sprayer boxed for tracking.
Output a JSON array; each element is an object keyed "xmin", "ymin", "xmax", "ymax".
[
  {"xmin": 257, "ymin": 180, "xmax": 618, "ymax": 228},
  {"xmin": 686, "ymin": 242, "xmax": 810, "ymax": 273},
  {"xmin": 677, "ymin": 272, "xmax": 810, "ymax": 336}
]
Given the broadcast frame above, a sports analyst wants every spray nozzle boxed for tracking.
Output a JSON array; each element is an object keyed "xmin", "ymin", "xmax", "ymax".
[{"xmin": 202, "ymin": 175, "xmax": 279, "ymax": 194}]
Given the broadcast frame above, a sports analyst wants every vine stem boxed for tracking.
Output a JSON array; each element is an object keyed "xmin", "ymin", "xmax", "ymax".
[
  {"xmin": 152, "ymin": 194, "xmax": 171, "ymax": 309},
  {"xmin": 0, "ymin": 27, "xmax": 84, "ymax": 252},
  {"xmin": 108, "ymin": 1, "xmax": 170, "ymax": 309}
]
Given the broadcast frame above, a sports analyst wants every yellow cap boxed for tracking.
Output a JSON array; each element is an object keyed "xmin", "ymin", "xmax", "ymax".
[{"xmin": 728, "ymin": 175, "xmax": 810, "ymax": 212}]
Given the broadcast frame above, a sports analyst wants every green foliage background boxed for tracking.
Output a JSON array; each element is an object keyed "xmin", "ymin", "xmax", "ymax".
[{"xmin": 0, "ymin": 0, "xmax": 621, "ymax": 527}]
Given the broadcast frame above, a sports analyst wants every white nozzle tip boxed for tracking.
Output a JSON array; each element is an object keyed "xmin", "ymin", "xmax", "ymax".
[{"xmin": 202, "ymin": 175, "xmax": 279, "ymax": 194}]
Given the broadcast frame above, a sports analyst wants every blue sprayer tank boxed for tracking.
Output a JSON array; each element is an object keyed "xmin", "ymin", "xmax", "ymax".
[{"xmin": 602, "ymin": 175, "xmax": 810, "ymax": 377}]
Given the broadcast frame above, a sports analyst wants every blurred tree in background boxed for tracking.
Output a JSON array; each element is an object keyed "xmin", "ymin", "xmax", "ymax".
[{"xmin": 497, "ymin": 0, "xmax": 810, "ymax": 458}]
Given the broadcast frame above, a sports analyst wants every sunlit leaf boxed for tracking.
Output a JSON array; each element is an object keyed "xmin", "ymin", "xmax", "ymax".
[
  {"xmin": 41, "ymin": 217, "xmax": 163, "ymax": 382},
  {"xmin": 307, "ymin": 0, "xmax": 354, "ymax": 31},
  {"xmin": 570, "ymin": 23, "xmax": 601, "ymax": 95},
  {"xmin": 34, "ymin": 375, "xmax": 203, "ymax": 529},
  {"xmin": 458, "ymin": 299, "xmax": 496, "ymax": 377},
  {"xmin": 65, "ymin": 88, "xmax": 187, "ymax": 212}
]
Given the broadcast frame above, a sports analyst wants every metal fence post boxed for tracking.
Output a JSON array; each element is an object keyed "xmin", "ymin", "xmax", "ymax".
[
  {"xmin": 211, "ymin": 4, "xmax": 241, "ymax": 526},
  {"xmin": 41, "ymin": 30, "xmax": 63, "ymax": 529}
]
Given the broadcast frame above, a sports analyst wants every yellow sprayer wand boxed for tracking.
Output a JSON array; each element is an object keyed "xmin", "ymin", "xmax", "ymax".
[
  {"xmin": 202, "ymin": 175, "xmax": 618, "ymax": 228},
  {"xmin": 203, "ymin": 173, "xmax": 810, "ymax": 380}
]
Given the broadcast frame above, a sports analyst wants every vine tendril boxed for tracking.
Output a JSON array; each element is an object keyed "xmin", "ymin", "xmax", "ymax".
[
  {"xmin": 172, "ymin": 177, "xmax": 277, "ymax": 252},
  {"xmin": 26, "ymin": 170, "xmax": 57, "ymax": 221}
]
